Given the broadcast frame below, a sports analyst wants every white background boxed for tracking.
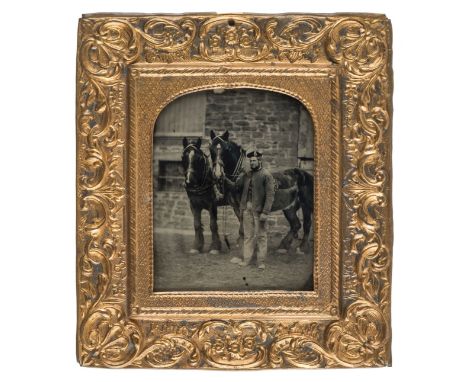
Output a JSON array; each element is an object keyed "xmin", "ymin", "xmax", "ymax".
[{"xmin": 1, "ymin": 0, "xmax": 467, "ymax": 381}]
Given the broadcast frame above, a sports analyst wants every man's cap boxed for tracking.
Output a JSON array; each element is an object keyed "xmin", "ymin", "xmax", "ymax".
[{"xmin": 246, "ymin": 148, "xmax": 263, "ymax": 158}]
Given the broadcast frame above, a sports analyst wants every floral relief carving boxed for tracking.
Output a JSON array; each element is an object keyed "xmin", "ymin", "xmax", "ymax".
[
  {"xmin": 78, "ymin": 18, "xmax": 138, "ymax": 367},
  {"xmin": 195, "ymin": 321, "xmax": 269, "ymax": 368},
  {"xmin": 330, "ymin": 18, "xmax": 392, "ymax": 314},
  {"xmin": 198, "ymin": 16, "xmax": 271, "ymax": 62},
  {"xmin": 77, "ymin": 14, "xmax": 392, "ymax": 368}
]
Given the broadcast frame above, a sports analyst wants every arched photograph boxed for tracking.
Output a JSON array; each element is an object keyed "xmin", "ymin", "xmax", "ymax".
[{"xmin": 153, "ymin": 88, "xmax": 314, "ymax": 291}]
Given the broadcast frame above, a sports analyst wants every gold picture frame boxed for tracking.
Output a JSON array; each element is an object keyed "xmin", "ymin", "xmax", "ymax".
[{"xmin": 76, "ymin": 12, "xmax": 393, "ymax": 369}]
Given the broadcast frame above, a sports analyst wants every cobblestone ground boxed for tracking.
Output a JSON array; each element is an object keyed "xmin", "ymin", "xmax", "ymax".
[{"xmin": 153, "ymin": 230, "xmax": 313, "ymax": 291}]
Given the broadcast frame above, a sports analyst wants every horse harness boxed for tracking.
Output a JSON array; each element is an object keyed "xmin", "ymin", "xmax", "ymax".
[
  {"xmin": 212, "ymin": 135, "xmax": 279, "ymax": 194},
  {"xmin": 182, "ymin": 144, "xmax": 212, "ymax": 195},
  {"xmin": 211, "ymin": 135, "xmax": 245, "ymax": 180}
]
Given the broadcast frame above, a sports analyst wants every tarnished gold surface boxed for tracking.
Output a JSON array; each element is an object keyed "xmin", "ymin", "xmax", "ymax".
[{"xmin": 77, "ymin": 13, "xmax": 393, "ymax": 369}]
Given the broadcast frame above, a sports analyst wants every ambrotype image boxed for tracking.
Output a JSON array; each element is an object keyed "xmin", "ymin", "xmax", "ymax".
[{"xmin": 153, "ymin": 89, "xmax": 314, "ymax": 291}]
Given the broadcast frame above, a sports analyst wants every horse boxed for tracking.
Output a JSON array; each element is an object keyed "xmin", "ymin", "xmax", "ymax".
[
  {"xmin": 181, "ymin": 137, "xmax": 222, "ymax": 255},
  {"xmin": 209, "ymin": 130, "xmax": 313, "ymax": 254}
]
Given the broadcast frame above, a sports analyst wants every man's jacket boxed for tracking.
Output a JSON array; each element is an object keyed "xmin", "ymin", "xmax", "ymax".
[{"xmin": 227, "ymin": 167, "xmax": 275, "ymax": 214}]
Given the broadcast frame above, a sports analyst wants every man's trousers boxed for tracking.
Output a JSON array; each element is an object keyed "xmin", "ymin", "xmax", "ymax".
[{"xmin": 242, "ymin": 202, "xmax": 267, "ymax": 265}]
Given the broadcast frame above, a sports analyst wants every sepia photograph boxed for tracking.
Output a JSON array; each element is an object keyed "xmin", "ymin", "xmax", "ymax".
[{"xmin": 153, "ymin": 88, "xmax": 314, "ymax": 291}]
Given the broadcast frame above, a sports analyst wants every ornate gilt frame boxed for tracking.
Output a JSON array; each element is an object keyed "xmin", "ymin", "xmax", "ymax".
[{"xmin": 76, "ymin": 13, "xmax": 393, "ymax": 369}]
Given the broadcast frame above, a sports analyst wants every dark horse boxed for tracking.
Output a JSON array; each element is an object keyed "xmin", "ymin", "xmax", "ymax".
[
  {"xmin": 181, "ymin": 137, "xmax": 222, "ymax": 255},
  {"xmin": 209, "ymin": 130, "xmax": 314, "ymax": 253}
]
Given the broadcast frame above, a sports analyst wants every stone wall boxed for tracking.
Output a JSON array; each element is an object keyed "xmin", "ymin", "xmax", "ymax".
[
  {"xmin": 204, "ymin": 89, "xmax": 301, "ymax": 170},
  {"xmin": 154, "ymin": 190, "xmax": 308, "ymax": 240}
]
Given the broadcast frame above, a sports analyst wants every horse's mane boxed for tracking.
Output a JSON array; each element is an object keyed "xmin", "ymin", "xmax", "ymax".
[
  {"xmin": 227, "ymin": 139, "xmax": 244, "ymax": 156},
  {"xmin": 223, "ymin": 138, "xmax": 245, "ymax": 177}
]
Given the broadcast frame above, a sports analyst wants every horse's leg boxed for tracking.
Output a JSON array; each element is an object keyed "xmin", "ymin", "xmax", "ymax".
[
  {"xmin": 233, "ymin": 205, "xmax": 244, "ymax": 247},
  {"xmin": 298, "ymin": 178, "xmax": 314, "ymax": 254},
  {"xmin": 277, "ymin": 201, "xmax": 301, "ymax": 254},
  {"xmin": 298, "ymin": 202, "xmax": 312, "ymax": 254},
  {"xmin": 208, "ymin": 203, "xmax": 221, "ymax": 254},
  {"xmin": 190, "ymin": 206, "xmax": 204, "ymax": 254},
  {"xmin": 226, "ymin": 190, "xmax": 243, "ymax": 247}
]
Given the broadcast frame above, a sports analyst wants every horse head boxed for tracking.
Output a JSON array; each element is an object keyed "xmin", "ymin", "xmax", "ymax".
[
  {"xmin": 209, "ymin": 130, "xmax": 244, "ymax": 180},
  {"xmin": 182, "ymin": 137, "xmax": 206, "ymax": 187}
]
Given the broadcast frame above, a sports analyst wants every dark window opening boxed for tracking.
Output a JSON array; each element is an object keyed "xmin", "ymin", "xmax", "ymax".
[{"xmin": 157, "ymin": 160, "xmax": 185, "ymax": 191}]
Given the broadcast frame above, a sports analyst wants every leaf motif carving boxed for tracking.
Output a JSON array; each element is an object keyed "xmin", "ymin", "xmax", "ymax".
[
  {"xmin": 325, "ymin": 300, "xmax": 389, "ymax": 366},
  {"xmin": 270, "ymin": 337, "xmax": 333, "ymax": 368},
  {"xmin": 79, "ymin": 20, "xmax": 140, "ymax": 83},
  {"xmin": 81, "ymin": 307, "xmax": 141, "ymax": 367},
  {"xmin": 141, "ymin": 17, "xmax": 196, "ymax": 51},
  {"xmin": 265, "ymin": 17, "xmax": 327, "ymax": 62},
  {"xmin": 137, "ymin": 336, "xmax": 200, "ymax": 368},
  {"xmin": 326, "ymin": 18, "xmax": 387, "ymax": 78}
]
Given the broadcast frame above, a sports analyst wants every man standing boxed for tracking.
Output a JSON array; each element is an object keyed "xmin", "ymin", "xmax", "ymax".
[{"xmin": 228, "ymin": 148, "xmax": 275, "ymax": 270}]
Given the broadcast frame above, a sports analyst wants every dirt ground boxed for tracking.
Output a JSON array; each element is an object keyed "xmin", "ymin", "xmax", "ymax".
[{"xmin": 153, "ymin": 229, "xmax": 313, "ymax": 291}]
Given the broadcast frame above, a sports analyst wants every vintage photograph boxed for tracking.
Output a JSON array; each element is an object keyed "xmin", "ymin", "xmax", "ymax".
[{"xmin": 153, "ymin": 88, "xmax": 314, "ymax": 291}]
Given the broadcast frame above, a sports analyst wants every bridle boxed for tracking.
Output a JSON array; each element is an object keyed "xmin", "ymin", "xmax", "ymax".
[
  {"xmin": 182, "ymin": 144, "xmax": 212, "ymax": 194},
  {"xmin": 211, "ymin": 135, "xmax": 245, "ymax": 179}
]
